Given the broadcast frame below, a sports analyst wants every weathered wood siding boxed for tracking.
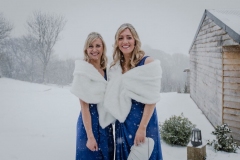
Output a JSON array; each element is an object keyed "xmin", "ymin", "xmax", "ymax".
[
  {"xmin": 223, "ymin": 46, "xmax": 240, "ymax": 142},
  {"xmin": 189, "ymin": 16, "xmax": 238, "ymax": 128}
]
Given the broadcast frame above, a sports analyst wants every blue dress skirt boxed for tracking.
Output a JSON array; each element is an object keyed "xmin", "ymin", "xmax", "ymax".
[
  {"xmin": 115, "ymin": 56, "xmax": 163, "ymax": 160},
  {"xmin": 76, "ymin": 70, "xmax": 114, "ymax": 160}
]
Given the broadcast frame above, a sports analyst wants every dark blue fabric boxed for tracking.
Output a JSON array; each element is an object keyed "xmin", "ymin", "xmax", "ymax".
[
  {"xmin": 115, "ymin": 56, "xmax": 163, "ymax": 160},
  {"xmin": 76, "ymin": 70, "xmax": 114, "ymax": 160}
]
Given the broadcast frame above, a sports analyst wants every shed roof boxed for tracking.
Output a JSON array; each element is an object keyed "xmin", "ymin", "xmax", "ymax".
[{"xmin": 190, "ymin": 9, "xmax": 240, "ymax": 51}]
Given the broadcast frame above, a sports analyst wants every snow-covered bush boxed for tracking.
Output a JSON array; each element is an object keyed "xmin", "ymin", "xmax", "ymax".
[
  {"xmin": 160, "ymin": 113, "xmax": 196, "ymax": 146},
  {"xmin": 207, "ymin": 124, "xmax": 240, "ymax": 153}
]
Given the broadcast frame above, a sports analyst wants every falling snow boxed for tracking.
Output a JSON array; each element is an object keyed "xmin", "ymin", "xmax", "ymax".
[{"xmin": 0, "ymin": 78, "xmax": 239, "ymax": 160}]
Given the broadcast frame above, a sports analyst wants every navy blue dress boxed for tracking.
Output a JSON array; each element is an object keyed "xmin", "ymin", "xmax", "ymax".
[
  {"xmin": 115, "ymin": 56, "xmax": 163, "ymax": 160},
  {"xmin": 76, "ymin": 70, "xmax": 114, "ymax": 160}
]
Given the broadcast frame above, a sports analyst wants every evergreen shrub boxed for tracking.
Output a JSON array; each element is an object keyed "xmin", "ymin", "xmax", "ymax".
[
  {"xmin": 160, "ymin": 113, "xmax": 196, "ymax": 146},
  {"xmin": 207, "ymin": 124, "xmax": 240, "ymax": 153}
]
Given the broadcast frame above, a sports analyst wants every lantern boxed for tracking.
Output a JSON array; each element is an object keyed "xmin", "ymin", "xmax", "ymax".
[{"xmin": 191, "ymin": 128, "xmax": 202, "ymax": 147}]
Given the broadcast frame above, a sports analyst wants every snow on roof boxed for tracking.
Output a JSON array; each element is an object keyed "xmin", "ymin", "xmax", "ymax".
[
  {"xmin": 189, "ymin": 9, "xmax": 240, "ymax": 51},
  {"xmin": 208, "ymin": 9, "xmax": 240, "ymax": 35}
]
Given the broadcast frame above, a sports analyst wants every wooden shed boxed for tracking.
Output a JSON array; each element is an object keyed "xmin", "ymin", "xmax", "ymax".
[{"xmin": 189, "ymin": 9, "xmax": 240, "ymax": 142}]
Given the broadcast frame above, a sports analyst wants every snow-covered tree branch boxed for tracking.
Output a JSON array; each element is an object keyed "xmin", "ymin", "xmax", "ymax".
[{"xmin": 26, "ymin": 11, "xmax": 66, "ymax": 83}]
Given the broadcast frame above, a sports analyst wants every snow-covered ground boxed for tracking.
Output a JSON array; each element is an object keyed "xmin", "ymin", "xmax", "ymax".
[{"xmin": 0, "ymin": 78, "xmax": 239, "ymax": 160}]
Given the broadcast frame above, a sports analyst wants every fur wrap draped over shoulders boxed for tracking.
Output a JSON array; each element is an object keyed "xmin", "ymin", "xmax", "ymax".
[
  {"xmin": 70, "ymin": 60, "xmax": 107, "ymax": 104},
  {"xmin": 100, "ymin": 59, "xmax": 162, "ymax": 128},
  {"xmin": 70, "ymin": 60, "xmax": 115, "ymax": 129}
]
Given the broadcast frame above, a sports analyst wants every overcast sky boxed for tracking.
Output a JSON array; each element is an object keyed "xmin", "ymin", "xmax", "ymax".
[{"xmin": 1, "ymin": 0, "xmax": 240, "ymax": 59}]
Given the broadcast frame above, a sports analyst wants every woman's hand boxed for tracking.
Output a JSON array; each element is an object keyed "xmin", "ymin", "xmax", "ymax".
[
  {"xmin": 80, "ymin": 99, "xmax": 98, "ymax": 151},
  {"xmin": 86, "ymin": 136, "xmax": 98, "ymax": 151},
  {"xmin": 134, "ymin": 126, "xmax": 146, "ymax": 146},
  {"xmin": 134, "ymin": 103, "xmax": 155, "ymax": 146}
]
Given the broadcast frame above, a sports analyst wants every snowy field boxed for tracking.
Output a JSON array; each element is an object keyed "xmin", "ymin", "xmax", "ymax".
[{"xmin": 0, "ymin": 78, "xmax": 239, "ymax": 160}]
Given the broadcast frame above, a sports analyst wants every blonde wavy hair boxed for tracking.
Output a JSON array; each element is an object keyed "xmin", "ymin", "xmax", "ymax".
[
  {"xmin": 83, "ymin": 32, "xmax": 108, "ymax": 69},
  {"xmin": 111, "ymin": 23, "xmax": 145, "ymax": 69}
]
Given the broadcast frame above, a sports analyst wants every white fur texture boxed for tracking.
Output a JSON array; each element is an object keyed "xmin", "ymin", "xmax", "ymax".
[
  {"xmin": 70, "ymin": 60, "xmax": 115, "ymax": 129},
  {"xmin": 70, "ymin": 60, "xmax": 107, "ymax": 105},
  {"xmin": 100, "ymin": 60, "xmax": 162, "ymax": 128}
]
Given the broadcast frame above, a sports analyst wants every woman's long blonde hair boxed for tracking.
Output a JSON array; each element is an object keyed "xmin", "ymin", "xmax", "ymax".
[
  {"xmin": 111, "ymin": 23, "xmax": 145, "ymax": 69},
  {"xmin": 83, "ymin": 32, "xmax": 108, "ymax": 69}
]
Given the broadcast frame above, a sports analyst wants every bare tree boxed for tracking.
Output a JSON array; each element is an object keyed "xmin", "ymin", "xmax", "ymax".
[
  {"xmin": 22, "ymin": 35, "xmax": 41, "ymax": 82},
  {"xmin": 11, "ymin": 37, "xmax": 41, "ymax": 81},
  {"xmin": 0, "ymin": 39, "xmax": 15, "ymax": 78},
  {"xmin": 47, "ymin": 57, "xmax": 74, "ymax": 86},
  {"xmin": 0, "ymin": 13, "xmax": 13, "ymax": 43},
  {"xmin": 0, "ymin": 13, "xmax": 13, "ymax": 77},
  {"xmin": 27, "ymin": 11, "xmax": 66, "ymax": 83}
]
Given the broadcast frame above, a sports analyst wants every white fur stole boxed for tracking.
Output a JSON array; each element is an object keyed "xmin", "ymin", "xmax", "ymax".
[
  {"xmin": 70, "ymin": 60, "xmax": 107, "ymax": 104},
  {"xmin": 71, "ymin": 60, "xmax": 116, "ymax": 129},
  {"xmin": 100, "ymin": 60, "xmax": 162, "ymax": 128}
]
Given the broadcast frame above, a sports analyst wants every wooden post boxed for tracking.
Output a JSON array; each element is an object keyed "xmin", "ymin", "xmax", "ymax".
[
  {"xmin": 187, "ymin": 142, "xmax": 206, "ymax": 160},
  {"xmin": 183, "ymin": 69, "xmax": 190, "ymax": 93}
]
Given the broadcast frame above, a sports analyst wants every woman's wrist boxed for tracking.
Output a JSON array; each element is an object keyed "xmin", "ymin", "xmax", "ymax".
[
  {"xmin": 138, "ymin": 124, "xmax": 147, "ymax": 131},
  {"xmin": 87, "ymin": 132, "xmax": 94, "ymax": 139}
]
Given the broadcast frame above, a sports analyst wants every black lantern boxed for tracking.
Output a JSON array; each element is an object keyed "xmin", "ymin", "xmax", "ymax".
[{"xmin": 191, "ymin": 128, "xmax": 202, "ymax": 147}]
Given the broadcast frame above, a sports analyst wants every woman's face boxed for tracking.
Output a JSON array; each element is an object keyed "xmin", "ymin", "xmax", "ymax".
[
  {"xmin": 87, "ymin": 38, "xmax": 103, "ymax": 61},
  {"xmin": 118, "ymin": 28, "xmax": 135, "ymax": 56}
]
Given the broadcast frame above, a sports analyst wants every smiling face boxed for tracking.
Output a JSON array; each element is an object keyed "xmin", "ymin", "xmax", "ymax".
[
  {"xmin": 118, "ymin": 28, "xmax": 135, "ymax": 56},
  {"xmin": 86, "ymin": 38, "xmax": 103, "ymax": 61}
]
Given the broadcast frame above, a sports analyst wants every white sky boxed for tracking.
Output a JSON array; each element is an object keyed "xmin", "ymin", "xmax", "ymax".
[{"xmin": 1, "ymin": 0, "xmax": 240, "ymax": 59}]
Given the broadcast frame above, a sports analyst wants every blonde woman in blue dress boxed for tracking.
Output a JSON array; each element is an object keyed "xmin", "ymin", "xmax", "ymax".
[
  {"xmin": 71, "ymin": 32, "xmax": 114, "ymax": 160},
  {"xmin": 102, "ymin": 23, "xmax": 163, "ymax": 160}
]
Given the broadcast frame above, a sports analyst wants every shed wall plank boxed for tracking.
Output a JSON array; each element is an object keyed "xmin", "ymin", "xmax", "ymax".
[
  {"xmin": 223, "ymin": 71, "xmax": 240, "ymax": 77},
  {"xmin": 224, "ymin": 101, "xmax": 240, "ymax": 109},
  {"xmin": 223, "ymin": 83, "xmax": 240, "ymax": 90},
  {"xmin": 224, "ymin": 95, "xmax": 240, "ymax": 103}
]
